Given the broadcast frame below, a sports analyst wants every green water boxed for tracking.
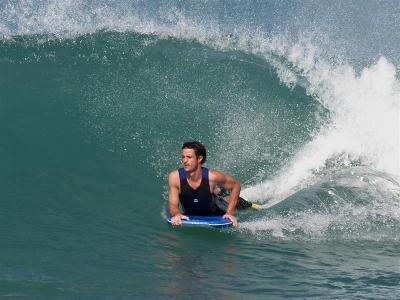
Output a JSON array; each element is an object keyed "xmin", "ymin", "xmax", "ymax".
[{"xmin": 1, "ymin": 24, "xmax": 399, "ymax": 300}]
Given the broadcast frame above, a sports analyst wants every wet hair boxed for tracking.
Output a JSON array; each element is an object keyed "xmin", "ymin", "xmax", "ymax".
[{"xmin": 182, "ymin": 141, "xmax": 207, "ymax": 164}]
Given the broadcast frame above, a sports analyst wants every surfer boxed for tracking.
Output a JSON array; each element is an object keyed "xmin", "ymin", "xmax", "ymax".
[{"xmin": 168, "ymin": 141, "xmax": 252, "ymax": 226}]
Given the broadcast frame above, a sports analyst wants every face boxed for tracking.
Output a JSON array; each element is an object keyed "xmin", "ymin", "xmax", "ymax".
[{"xmin": 181, "ymin": 148, "xmax": 203, "ymax": 172}]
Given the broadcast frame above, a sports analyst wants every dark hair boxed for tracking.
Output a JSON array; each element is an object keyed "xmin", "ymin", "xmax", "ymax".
[{"xmin": 182, "ymin": 141, "xmax": 207, "ymax": 164}]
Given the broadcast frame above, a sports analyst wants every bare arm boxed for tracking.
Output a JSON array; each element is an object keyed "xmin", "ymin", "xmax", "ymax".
[
  {"xmin": 210, "ymin": 170, "xmax": 241, "ymax": 225},
  {"xmin": 168, "ymin": 171, "xmax": 188, "ymax": 225},
  {"xmin": 220, "ymin": 174, "xmax": 241, "ymax": 215},
  {"xmin": 168, "ymin": 171, "xmax": 180, "ymax": 216}
]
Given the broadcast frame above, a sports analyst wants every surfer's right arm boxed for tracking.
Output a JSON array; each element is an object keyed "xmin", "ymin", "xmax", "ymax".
[{"xmin": 168, "ymin": 170, "xmax": 188, "ymax": 225}]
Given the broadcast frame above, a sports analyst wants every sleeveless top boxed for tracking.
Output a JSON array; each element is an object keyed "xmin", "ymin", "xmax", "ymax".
[{"xmin": 178, "ymin": 167, "xmax": 225, "ymax": 216}]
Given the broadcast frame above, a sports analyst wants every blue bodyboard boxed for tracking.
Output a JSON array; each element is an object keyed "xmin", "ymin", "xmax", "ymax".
[{"xmin": 167, "ymin": 215, "xmax": 233, "ymax": 228}]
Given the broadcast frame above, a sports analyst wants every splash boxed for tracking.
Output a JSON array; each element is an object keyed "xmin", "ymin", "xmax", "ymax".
[
  {"xmin": 239, "ymin": 167, "xmax": 400, "ymax": 241},
  {"xmin": 242, "ymin": 55, "xmax": 400, "ymax": 204},
  {"xmin": 240, "ymin": 201, "xmax": 400, "ymax": 241}
]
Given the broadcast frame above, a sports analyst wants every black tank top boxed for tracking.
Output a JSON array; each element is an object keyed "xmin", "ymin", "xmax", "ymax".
[{"xmin": 178, "ymin": 167, "xmax": 224, "ymax": 216}]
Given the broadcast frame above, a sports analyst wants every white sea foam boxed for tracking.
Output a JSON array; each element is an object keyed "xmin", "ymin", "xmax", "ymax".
[
  {"xmin": 242, "ymin": 55, "xmax": 400, "ymax": 205},
  {"xmin": 239, "ymin": 199, "xmax": 400, "ymax": 241}
]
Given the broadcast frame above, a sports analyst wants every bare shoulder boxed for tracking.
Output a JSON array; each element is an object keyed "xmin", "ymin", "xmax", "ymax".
[
  {"xmin": 168, "ymin": 170, "xmax": 180, "ymax": 186},
  {"xmin": 208, "ymin": 169, "xmax": 226, "ymax": 182},
  {"xmin": 209, "ymin": 169, "xmax": 239, "ymax": 184}
]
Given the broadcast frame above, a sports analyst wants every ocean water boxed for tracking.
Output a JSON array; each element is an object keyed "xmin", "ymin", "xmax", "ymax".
[{"xmin": 1, "ymin": 1, "xmax": 399, "ymax": 299}]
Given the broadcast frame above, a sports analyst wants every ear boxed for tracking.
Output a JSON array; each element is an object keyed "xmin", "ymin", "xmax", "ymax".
[{"xmin": 197, "ymin": 155, "xmax": 203, "ymax": 163}]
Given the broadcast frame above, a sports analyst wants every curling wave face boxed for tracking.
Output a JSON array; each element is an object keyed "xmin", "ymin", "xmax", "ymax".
[{"xmin": 1, "ymin": 1, "xmax": 399, "ymax": 244}]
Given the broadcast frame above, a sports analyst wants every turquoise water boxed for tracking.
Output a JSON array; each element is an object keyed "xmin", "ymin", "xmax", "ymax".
[{"xmin": 1, "ymin": 1, "xmax": 400, "ymax": 299}]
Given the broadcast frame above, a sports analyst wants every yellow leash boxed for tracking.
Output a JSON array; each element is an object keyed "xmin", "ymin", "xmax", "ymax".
[{"xmin": 251, "ymin": 202, "xmax": 262, "ymax": 210}]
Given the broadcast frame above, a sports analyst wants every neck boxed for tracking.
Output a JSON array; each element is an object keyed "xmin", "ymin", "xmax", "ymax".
[{"xmin": 186, "ymin": 166, "xmax": 202, "ymax": 181}]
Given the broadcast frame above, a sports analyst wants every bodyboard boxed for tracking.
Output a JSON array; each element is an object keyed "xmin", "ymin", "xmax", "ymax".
[{"xmin": 167, "ymin": 215, "xmax": 233, "ymax": 228}]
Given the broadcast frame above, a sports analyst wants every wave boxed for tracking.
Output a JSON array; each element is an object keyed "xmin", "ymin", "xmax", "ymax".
[
  {"xmin": 1, "ymin": 1, "xmax": 399, "ymax": 242},
  {"xmin": 235, "ymin": 32, "xmax": 400, "ymax": 241}
]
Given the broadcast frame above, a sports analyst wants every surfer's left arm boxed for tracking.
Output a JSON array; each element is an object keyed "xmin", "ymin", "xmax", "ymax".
[{"xmin": 211, "ymin": 170, "xmax": 240, "ymax": 226}]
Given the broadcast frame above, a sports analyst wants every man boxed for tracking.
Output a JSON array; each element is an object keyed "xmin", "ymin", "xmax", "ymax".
[{"xmin": 168, "ymin": 141, "xmax": 247, "ymax": 226}]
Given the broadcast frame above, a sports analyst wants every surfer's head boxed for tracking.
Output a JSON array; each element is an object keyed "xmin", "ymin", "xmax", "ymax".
[{"xmin": 182, "ymin": 141, "xmax": 206, "ymax": 164}]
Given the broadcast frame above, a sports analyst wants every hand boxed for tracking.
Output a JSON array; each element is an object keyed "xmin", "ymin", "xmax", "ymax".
[
  {"xmin": 170, "ymin": 214, "xmax": 189, "ymax": 226},
  {"xmin": 223, "ymin": 213, "xmax": 238, "ymax": 226}
]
